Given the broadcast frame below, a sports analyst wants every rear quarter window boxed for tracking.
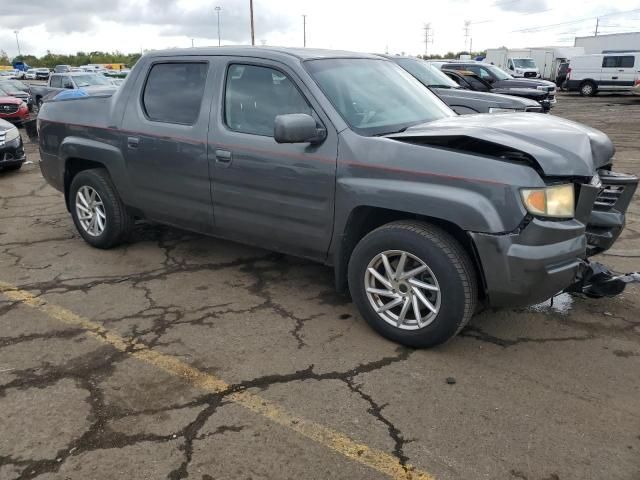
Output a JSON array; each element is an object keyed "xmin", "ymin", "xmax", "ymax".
[{"xmin": 142, "ymin": 62, "xmax": 208, "ymax": 125}]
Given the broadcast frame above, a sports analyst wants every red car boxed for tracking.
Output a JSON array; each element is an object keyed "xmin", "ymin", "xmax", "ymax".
[{"xmin": 0, "ymin": 96, "xmax": 29, "ymax": 125}]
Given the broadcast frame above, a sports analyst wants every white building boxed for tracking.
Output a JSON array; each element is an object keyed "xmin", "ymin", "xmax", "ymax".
[{"xmin": 574, "ymin": 32, "xmax": 640, "ymax": 54}]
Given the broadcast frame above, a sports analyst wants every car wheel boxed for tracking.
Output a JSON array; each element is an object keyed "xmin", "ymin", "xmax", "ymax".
[
  {"xmin": 2, "ymin": 163, "xmax": 22, "ymax": 172},
  {"xmin": 348, "ymin": 220, "xmax": 478, "ymax": 348},
  {"xmin": 69, "ymin": 168, "xmax": 133, "ymax": 249},
  {"xmin": 579, "ymin": 81, "xmax": 597, "ymax": 97}
]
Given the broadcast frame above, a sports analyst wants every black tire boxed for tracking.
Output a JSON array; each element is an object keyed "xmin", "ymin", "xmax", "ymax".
[
  {"xmin": 579, "ymin": 81, "xmax": 597, "ymax": 97},
  {"xmin": 2, "ymin": 163, "xmax": 23, "ymax": 171},
  {"xmin": 348, "ymin": 220, "xmax": 477, "ymax": 348},
  {"xmin": 69, "ymin": 168, "xmax": 133, "ymax": 249}
]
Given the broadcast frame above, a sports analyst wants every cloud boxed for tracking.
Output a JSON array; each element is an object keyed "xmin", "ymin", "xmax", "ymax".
[
  {"xmin": 494, "ymin": 0, "xmax": 548, "ymax": 14},
  {"xmin": 0, "ymin": 0, "xmax": 295, "ymax": 43}
]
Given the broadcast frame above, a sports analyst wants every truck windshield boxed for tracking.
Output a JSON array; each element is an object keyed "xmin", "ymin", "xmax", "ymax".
[
  {"xmin": 486, "ymin": 65, "xmax": 513, "ymax": 80},
  {"xmin": 72, "ymin": 74, "xmax": 110, "ymax": 87},
  {"xmin": 305, "ymin": 58, "xmax": 453, "ymax": 136},
  {"xmin": 394, "ymin": 58, "xmax": 460, "ymax": 89},
  {"xmin": 513, "ymin": 58, "xmax": 536, "ymax": 69}
]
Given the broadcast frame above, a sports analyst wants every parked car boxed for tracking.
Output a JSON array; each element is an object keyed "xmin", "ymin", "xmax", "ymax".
[
  {"xmin": 0, "ymin": 83, "xmax": 33, "ymax": 111},
  {"xmin": 30, "ymin": 72, "xmax": 115, "ymax": 109},
  {"xmin": 25, "ymin": 69, "xmax": 37, "ymax": 80},
  {"xmin": 0, "ymin": 95, "xmax": 29, "ymax": 125},
  {"xmin": 485, "ymin": 48, "xmax": 541, "ymax": 78},
  {"xmin": 54, "ymin": 65, "xmax": 72, "ymax": 73},
  {"xmin": 36, "ymin": 47, "xmax": 638, "ymax": 347},
  {"xmin": 442, "ymin": 69, "xmax": 553, "ymax": 112},
  {"xmin": 566, "ymin": 53, "xmax": 640, "ymax": 96},
  {"xmin": 384, "ymin": 55, "xmax": 544, "ymax": 114},
  {"xmin": 3, "ymin": 79, "xmax": 30, "ymax": 93},
  {"xmin": 440, "ymin": 62, "xmax": 557, "ymax": 106},
  {"xmin": 0, "ymin": 118, "xmax": 26, "ymax": 171},
  {"xmin": 35, "ymin": 68, "xmax": 51, "ymax": 80}
]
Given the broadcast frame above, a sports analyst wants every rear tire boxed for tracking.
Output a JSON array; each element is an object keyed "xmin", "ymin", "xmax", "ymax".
[
  {"xmin": 579, "ymin": 81, "xmax": 597, "ymax": 97},
  {"xmin": 348, "ymin": 220, "xmax": 477, "ymax": 348},
  {"xmin": 2, "ymin": 163, "xmax": 23, "ymax": 171},
  {"xmin": 69, "ymin": 168, "xmax": 133, "ymax": 249}
]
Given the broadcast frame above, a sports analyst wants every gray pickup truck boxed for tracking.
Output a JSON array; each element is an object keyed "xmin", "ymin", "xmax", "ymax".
[
  {"xmin": 37, "ymin": 47, "xmax": 638, "ymax": 347},
  {"xmin": 30, "ymin": 72, "xmax": 114, "ymax": 109}
]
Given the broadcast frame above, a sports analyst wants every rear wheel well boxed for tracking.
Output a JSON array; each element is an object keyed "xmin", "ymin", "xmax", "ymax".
[
  {"xmin": 63, "ymin": 158, "xmax": 106, "ymax": 210},
  {"xmin": 334, "ymin": 206, "xmax": 486, "ymax": 300}
]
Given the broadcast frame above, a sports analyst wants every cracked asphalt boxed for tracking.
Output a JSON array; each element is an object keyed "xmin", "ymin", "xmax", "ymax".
[{"xmin": 1, "ymin": 93, "xmax": 639, "ymax": 480}]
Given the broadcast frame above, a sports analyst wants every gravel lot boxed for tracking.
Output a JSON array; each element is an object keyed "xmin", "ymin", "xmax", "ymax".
[{"xmin": 1, "ymin": 92, "xmax": 639, "ymax": 480}]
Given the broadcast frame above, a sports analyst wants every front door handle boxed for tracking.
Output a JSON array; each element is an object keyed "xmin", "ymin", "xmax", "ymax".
[
  {"xmin": 215, "ymin": 149, "xmax": 232, "ymax": 164},
  {"xmin": 127, "ymin": 136, "xmax": 139, "ymax": 149},
  {"xmin": 612, "ymin": 76, "xmax": 618, "ymax": 79}
]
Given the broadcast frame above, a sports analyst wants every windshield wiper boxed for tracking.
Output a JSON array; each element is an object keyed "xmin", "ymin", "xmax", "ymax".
[{"xmin": 374, "ymin": 126, "xmax": 411, "ymax": 137}]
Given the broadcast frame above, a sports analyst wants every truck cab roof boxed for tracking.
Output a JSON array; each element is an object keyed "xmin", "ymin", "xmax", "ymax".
[{"xmin": 146, "ymin": 46, "xmax": 380, "ymax": 62}]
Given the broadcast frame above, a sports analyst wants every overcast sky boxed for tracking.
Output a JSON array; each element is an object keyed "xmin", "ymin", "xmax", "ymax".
[{"xmin": 1, "ymin": 0, "xmax": 639, "ymax": 59}]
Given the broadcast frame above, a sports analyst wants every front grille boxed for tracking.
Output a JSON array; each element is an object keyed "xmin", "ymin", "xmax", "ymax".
[
  {"xmin": 594, "ymin": 184, "xmax": 625, "ymax": 210},
  {"xmin": 524, "ymin": 71, "xmax": 536, "ymax": 78},
  {"xmin": 0, "ymin": 104, "xmax": 18, "ymax": 114}
]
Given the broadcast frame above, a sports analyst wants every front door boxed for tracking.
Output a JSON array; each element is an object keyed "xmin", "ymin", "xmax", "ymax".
[
  {"xmin": 122, "ymin": 58, "xmax": 215, "ymax": 233},
  {"xmin": 208, "ymin": 59, "xmax": 338, "ymax": 261}
]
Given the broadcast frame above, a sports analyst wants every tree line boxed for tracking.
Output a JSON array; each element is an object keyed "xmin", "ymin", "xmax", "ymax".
[{"xmin": 0, "ymin": 50, "xmax": 142, "ymax": 68}]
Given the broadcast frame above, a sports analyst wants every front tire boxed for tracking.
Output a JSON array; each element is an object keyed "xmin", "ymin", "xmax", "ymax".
[
  {"xmin": 348, "ymin": 221, "xmax": 477, "ymax": 348},
  {"xmin": 2, "ymin": 163, "xmax": 23, "ymax": 172},
  {"xmin": 69, "ymin": 168, "xmax": 132, "ymax": 249},
  {"xmin": 579, "ymin": 81, "xmax": 597, "ymax": 97}
]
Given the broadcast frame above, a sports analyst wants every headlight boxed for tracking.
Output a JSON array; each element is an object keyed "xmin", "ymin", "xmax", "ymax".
[
  {"xmin": 520, "ymin": 184, "xmax": 575, "ymax": 218},
  {"xmin": 488, "ymin": 107, "xmax": 517, "ymax": 113},
  {"xmin": 5, "ymin": 127, "xmax": 20, "ymax": 143}
]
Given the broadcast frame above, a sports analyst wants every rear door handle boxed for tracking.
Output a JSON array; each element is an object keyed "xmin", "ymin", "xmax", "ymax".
[
  {"xmin": 215, "ymin": 149, "xmax": 232, "ymax": 165},
  {"xmin": 612, "ymin": 76, "xmax": 618, "ymax": 79},
  {"xmin": 127, "ymin": 136, "xmax": 139, "ymax": 149}
]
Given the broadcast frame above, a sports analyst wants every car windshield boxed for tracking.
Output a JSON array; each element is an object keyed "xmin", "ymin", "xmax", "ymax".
[
  {"xmin": 305, "ymin": 58, "xmax": 453, "ymax": 136},
  {"xmin": 513, "ymin": 58, "xmax": 536, "ymax": 69},
  {"xmin": 394, "ymin": 58, "xmax": 460, "ymax": 89},
  {"xmin": 486, "ymin": 64, "xmax": 513, "ymax": 80},
  {"xmin": 71, "ymin": 74, "xmax": 110, "ymax": 87}
]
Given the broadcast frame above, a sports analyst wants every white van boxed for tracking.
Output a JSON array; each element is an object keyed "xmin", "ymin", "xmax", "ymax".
[
  {"xmin": 485, "ymin": 48, "xmax": 540, "ymax": 78},
  {"xmin": 567, "ymin": 52, "xmax": 640, "ymax": 96}
]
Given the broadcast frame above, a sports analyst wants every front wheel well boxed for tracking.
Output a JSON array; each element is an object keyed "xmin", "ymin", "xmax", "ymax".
[
  {"xmin": 63, "ymin": 158, "xmax": 106, "ymax": 210},
  {"xmin": 334, "ymin": 206, "xmax": 487, "ymax": 300}
]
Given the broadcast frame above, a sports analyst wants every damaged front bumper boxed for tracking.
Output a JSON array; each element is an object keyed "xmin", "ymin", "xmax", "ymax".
[{"xmin": 470, "ymin": 169, "xmax": 639, "ymax": 307}]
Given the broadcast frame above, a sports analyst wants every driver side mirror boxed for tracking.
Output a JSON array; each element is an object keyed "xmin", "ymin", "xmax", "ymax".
[
  {"xmin": 508, "ymin": 64, "xmax": 514, "ymax": 70},
  {"xmin": 274, "ymin": 114, "xmax": 326, "ymax": 144},
  {"xmin": 63, "ymin": 82, "xmax": 74, "ymax": 89}
]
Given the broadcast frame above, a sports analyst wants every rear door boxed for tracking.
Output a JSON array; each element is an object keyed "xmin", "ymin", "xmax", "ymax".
[
  {"xmin": 208, "ymin": 58, "xmax": 338, "ymax": 261},
  {"xmin": 600, "ymin": 55, "xmax": 632, "ymax": 90},
  {"xmin": 122, "ymin": 57, "xmax": 215, "ymax": 233},
  {"xmin": 617, "ymin": 55, "xmax": 637, "ymax": 89}
]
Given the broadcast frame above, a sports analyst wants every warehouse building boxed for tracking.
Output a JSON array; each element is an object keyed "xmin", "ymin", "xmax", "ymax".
[{"xmin": 574, "ymin": 32, "xmax": 640, "ymax": 54}]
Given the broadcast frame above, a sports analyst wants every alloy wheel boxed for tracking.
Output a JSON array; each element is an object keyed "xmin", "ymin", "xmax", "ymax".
[
  {"xmin": 364, "ymin": 250, "xmax": 441, "ymax": 330},
  {"xmin": 75, "ymin": 186, "xmax": 106, "ymax": 236}
]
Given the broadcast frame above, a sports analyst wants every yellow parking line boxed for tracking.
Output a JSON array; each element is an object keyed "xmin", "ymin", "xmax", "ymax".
[{"xmin": 0, "ymin": 281, "xmax": 435, "ymax": 480}]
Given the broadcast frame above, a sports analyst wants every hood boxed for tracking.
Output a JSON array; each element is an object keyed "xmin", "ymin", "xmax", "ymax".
[
  {"xmin": 385, "ymin": 113, "xmax": 614, "ymax": 177},
  {"xmin": 499, "ymin": 78, "xmax": 555, "ymax": 89},
  {"xmin": 0, "ymin": 96, "xmax": 21, "ymax": 105},
  {"xmin": 0, "ymin": 117, "xmax": 15, "ymax": 132},
  {"xmin": 491, "ymin": 87, "xmax": 547, "ymax": 100},
  {"xmin": 433, "ymin": 87, "xmax": 539, "ymax": 109}
]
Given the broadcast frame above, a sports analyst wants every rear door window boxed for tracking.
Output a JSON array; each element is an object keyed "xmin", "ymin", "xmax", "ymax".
[
  {"xmin": 142, "ymin": 62, "xmax": 208, "ymax": 125},
  {"xmin": 620, "ymin": 56, "xmax": 635, "ymax": 68},
  {"xmin": 50, "ymin": 76, "xmax": 62, "ymax": 88}
]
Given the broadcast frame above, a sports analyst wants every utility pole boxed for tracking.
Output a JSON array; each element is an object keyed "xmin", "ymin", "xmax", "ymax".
[
  {"xmin": 215, "ymin": 6, "xmax": 222, "ymax": 46},
  {"xmin": 191, "ymin": 38, "xmax": 194, "ymax": 47},
  {"xmin": 14, "ymin": 30, "xmax": 21, "ymax": 57},
  {"xmin": 463, "ymin": 20, "xmax": 471, "ymax": 53},
  {"xmin": 594, "ymin": 17, "xmax": 599, "ymax": 36},
  {"xmin": 423, "ymin": 23, "xmax": 432, "ymax": 56},
  {"xmin": 249, "ymin": 0, "xmax": 255, "ymax": 46},
  {"xmin": 302, "ymin": 14, "xmax": 307, "ymax": 47}
]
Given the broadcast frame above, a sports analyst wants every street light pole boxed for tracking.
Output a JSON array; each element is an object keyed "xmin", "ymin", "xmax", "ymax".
[
  {"xmin": 14, "ymin": 30, "xmax": 22, "ymax": 57},
  {"xmin": 302, "ymin": 14, "xmax": 306, "ymax": 47},
  {"xmin": 215, "ymin": 6, "xmax": 222, "ymax": 46},
  {"xmin": 249, "ymin": 0, "xmax": 255, "ymax": 46}
]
